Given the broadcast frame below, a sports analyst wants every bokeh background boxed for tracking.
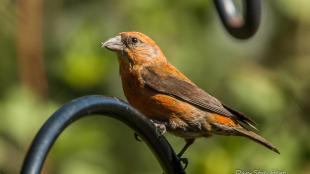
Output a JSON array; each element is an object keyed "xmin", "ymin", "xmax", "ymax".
[{"xmin": 0, "ymin": 0, "xmax": 309, "ymax": 173}]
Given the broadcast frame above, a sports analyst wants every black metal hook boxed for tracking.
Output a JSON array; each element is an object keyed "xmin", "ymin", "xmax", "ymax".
[
  {"xmin": 21, "ymin": 95, "xmax": 185, "ymax": 174},
  {"xmin": 214, "ymin": 0, "xmax": 261, "ymax": 39}
]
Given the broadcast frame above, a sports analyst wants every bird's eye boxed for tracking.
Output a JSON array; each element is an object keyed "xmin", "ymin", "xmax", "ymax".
[{"xmin": 131, "ymin": 37, "xmax": 138, "ymax": 44}]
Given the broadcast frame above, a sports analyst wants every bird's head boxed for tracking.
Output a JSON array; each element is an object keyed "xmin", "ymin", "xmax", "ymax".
[{"xmin": 102, "ymin": 32, "xmax": 167, "ymax": 66}]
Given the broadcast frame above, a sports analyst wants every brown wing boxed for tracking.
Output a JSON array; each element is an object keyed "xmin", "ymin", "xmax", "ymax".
[{"xmin": 141, "ymin": 65, "xmax": 256, "ymax": 129}]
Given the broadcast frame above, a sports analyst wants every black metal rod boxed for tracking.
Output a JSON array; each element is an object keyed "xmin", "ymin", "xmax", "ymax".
[
  {"xmin": 214, "ymin": 0, "xmax": 261, "ymax": 39},
  {"xmin": 21, "ymin": 95, "xmax": 185, "ymax": 174}
]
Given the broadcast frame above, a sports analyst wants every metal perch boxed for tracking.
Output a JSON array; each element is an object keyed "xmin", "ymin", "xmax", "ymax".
[{"xmin": 21, "ymin": 96, "xmax": 185, "ymax": 174}]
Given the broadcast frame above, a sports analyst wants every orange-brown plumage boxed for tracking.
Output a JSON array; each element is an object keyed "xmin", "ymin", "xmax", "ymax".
[
  {"xmin": 102, "ymin": 31, "xmax": 279, "ymax": 155},
  {"xmin": 209, "ymin": 113, "xmax": 239, "ymax": 127}
]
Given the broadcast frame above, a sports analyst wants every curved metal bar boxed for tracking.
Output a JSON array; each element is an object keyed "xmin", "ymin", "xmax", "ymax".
[
  {"xmin": 214, "ymin": 0, "xmax": 261, "ymax": 39},
  {"xmin": 21, "ymin": 95, "xmax": 185, "ymax": 174}
]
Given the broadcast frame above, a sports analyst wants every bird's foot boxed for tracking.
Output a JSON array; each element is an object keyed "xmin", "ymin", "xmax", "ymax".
[
  {"xmin": 134, "ymin": 120, "xmax": 166, "ymax": 142},
  {"xmin": 150, "ymin": 120, "xmax": 167, "ymax": 137},
  {"xmin": 178, "ymin": 156, "xmax": 189, "ymax": 170},
  {"xmin": 161, "ymin": 158, "xmax": 187, "ymax": 174},
  {"xmin": 134, "ymin": 132, "xmax": 143, "ymax": 142},
  {"xmin": 175, "ymin": 138, "xmax": 195, "ymax": 170},
  {"xmin": 155, "ymin": 124, "xmax": 166, "ymax": 136}
]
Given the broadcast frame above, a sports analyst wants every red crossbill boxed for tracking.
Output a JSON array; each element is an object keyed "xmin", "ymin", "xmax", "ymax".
[{"xmin": 102, "ymin": 32, "xmax": 279, "ymax": 158}]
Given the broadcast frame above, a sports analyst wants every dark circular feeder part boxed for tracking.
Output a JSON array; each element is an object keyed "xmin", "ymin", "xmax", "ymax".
[{"xmin": 214, "ymin": 0, "xmax": 261, "ymax": 39}]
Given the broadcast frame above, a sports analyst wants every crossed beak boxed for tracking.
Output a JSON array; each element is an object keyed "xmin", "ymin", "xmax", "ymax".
[{"xmin": 101, "ymin": 35, "xmax": 123, "ymax": 51}]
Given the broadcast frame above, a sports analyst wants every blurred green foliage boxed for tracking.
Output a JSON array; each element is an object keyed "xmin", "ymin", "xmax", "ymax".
[{"xmin": 0, "ymin": 0, "xmax": 310, "ymax": 173}]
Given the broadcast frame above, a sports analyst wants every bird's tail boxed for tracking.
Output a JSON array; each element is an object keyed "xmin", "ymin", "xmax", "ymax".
[{"xmin": 233, "ymin": 128, "xmax": 280, "ymax": 154}]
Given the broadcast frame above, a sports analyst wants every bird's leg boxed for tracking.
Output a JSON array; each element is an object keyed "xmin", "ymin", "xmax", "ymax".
[
  {"xmin": 177, "ymin": 138, "xmax": 195, "ymax": 158},
  {"xmin": 177, "ymin": 138, "xmax": 195, "ymax": 170}
]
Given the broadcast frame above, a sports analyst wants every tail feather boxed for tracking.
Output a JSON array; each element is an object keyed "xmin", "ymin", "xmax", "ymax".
[
  {"xmin": 234, "ymin": 128, "xmax": 280, "ymax": 154},
  {"xmin": 222, "ymin": 104, "xmax": 258, "ymax": 131}
]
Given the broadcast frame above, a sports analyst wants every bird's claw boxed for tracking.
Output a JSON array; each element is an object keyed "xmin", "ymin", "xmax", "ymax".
[
  {"xmin": 134, "ymin": 132, "xmax": 143, "ymax": 142},
  {"xmin": 156, "ymin": 124, "xmax": 166, "ymax": 137},
  {"xmin": 178, "ymin": 157, "xmax": 189, "ymax": 170},
  {"xmin": 150, "ymin": 120, "xmax": 167, "ymax": 137}
]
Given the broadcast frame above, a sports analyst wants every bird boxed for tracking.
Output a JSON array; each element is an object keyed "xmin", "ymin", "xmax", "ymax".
[{"xmin": 101, "ymin": 31, "xmax": 280, "ymax": 160}]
